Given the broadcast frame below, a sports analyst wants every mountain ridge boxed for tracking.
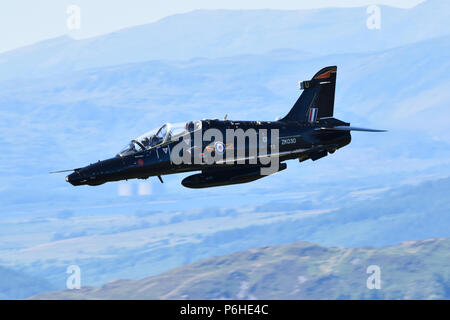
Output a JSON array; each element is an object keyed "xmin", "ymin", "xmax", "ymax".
[
  {"xmin": 29, "ymin": 237, "xmax": 450, "ymax": 300},
  {"xmin": 0, "ymin": 2, "xmax": 448, "ymax": 80}
]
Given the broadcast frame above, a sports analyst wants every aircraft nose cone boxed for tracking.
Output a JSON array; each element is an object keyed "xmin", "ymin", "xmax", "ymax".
[{"xmin": 66, "ymin": 171, "xmax": 82, "ymax": 186}]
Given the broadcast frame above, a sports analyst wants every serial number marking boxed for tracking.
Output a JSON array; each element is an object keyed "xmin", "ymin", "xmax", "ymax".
[{"xmin": 281, "ymin": 137, "xmax": 297, "ymax": 145}]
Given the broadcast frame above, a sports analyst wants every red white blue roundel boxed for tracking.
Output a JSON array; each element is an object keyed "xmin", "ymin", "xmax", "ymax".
[{"xmin": 215, "ymin": 141, "xmax": 225, "ymax": 153}]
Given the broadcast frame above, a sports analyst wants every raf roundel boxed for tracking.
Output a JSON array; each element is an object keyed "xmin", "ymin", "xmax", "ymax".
[{"xmin": 215, "ymin": 141, "xmax": 225, "ymax": 154}]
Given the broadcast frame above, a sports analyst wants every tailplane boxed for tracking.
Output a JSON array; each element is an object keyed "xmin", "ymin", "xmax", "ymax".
[
  {"xmin": 281, "ymin": 66, "xmax": 337, "ymax": 123},
  {"xmin": 316, "ymin": 126, "xmax": 387, "ymax": 132}
]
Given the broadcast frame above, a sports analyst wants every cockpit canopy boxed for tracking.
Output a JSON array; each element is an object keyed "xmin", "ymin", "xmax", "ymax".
[{"xmin": 117, "ymin": 121, "xmax": 202, "ymax": 157}]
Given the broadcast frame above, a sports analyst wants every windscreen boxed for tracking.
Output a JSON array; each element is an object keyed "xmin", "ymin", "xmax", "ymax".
[{"xmin": 117, "ymin": 121, "xmax": 202, "ymax": 157}]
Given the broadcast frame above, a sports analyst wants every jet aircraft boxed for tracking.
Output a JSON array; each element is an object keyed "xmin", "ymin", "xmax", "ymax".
[{"xmin": 57, "ymin": 66, "xmax": 385, "ymax": 188}]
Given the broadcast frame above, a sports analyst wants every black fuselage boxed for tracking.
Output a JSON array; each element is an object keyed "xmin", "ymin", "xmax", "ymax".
[{"xmin": 66, "ymin": 117, "xmax": 351, "ymax": 188}]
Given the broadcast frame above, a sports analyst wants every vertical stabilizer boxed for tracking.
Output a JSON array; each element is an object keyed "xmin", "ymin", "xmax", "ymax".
[{"xmin": 281, "ymin": 66, "xmax": 337, "ymax": 122}]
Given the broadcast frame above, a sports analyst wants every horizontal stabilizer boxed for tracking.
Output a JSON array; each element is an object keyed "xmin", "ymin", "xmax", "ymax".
[{"xmin": 317, "ymin": 126, "xmax": 387, "ymax": 132}]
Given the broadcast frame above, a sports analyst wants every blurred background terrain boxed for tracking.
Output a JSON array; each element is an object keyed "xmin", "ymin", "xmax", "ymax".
[{"xmin": 0, "ymin": 0, "xmax": 449, "ymax": 299}]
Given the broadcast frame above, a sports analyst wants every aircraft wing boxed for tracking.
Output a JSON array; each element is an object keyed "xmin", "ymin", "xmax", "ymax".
[{"xmin": 214, "ymin": 144, "xmax": 335, "ymax": 165}]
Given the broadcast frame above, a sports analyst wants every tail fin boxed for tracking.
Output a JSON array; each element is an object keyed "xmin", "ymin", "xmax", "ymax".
[{"xmin": 281, "ymin": 66, "xmax": 337, "ymax": 123}]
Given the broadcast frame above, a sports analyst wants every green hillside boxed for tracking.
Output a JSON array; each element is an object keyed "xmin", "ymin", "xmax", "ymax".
[{"xmin": 30, "ymin": 238, "xmax": 450, "ymax": 300}]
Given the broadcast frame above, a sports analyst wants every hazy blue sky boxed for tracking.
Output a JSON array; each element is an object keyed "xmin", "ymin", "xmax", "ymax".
[{"xmin": 0, "ymin": 0, "xmax": 425, "ymax": 54}]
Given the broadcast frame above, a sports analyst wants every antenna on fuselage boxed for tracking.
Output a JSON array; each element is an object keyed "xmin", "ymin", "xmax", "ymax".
[{"xmin": 223, "ymin": 114, "xmax": 228, "ymax": 120}]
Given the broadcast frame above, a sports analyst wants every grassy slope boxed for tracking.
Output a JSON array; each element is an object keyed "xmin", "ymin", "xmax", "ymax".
[{"xmin": 31, "ymin": 238, "xmax": 450, "ymax": 300}]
